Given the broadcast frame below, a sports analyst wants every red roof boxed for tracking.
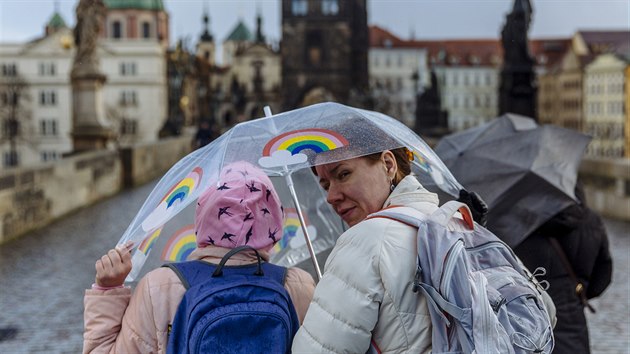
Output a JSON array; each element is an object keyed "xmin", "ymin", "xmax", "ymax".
[{"xmin": 369, "ymin": 25, "xmax": 573, "ymax": 68}]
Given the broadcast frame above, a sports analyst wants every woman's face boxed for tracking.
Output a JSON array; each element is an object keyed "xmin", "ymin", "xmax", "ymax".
[{"xmin": 315, "ymin": 153, "xmax": 395, "ymax": 227}]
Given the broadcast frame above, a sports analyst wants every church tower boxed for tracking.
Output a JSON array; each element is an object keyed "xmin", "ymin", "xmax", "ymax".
[
  {"xmin": 102, "ymin": 0, "xmax": 169, "ymax": 48},
  {"xmin": 280, "ymin": 0, "xmax": 369, "ymax": 109},
  {"xmin": 196, "ymin": 4, "xmax": 215, "ymax": 66}
]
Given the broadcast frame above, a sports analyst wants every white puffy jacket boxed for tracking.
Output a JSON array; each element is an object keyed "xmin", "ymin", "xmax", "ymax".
[{"xmin": 292, "ymin": 176, "xmax": 440, "ymax": 354}]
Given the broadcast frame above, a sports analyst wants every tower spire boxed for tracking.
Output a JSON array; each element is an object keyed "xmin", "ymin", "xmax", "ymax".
[
  {"xmin": 200, "ymin": 0, "xmax": 213, "ymax": 42},
  {"xmin": 255, "ymin": 7, "xmax": 265, "ymax": 43}
]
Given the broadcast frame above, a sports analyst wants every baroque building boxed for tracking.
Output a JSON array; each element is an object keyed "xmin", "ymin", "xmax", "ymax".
[
  {"xmin": 536, "ymin": 30, "xmax": 629, "ymax": 158},
  {"xmin": 0, "ymin": 0, "xmax": 169, "ymax": 167},
  {"xmin": 584, "ymin": 53, "xmax": 628, "ymax": 158},
  {"xmin": 281, "ymin": 0, "xmax": 369, "ymax": 109},
  {"xmin": 207, "ymin": 12, "xmax": 282, "ymax": 131}
]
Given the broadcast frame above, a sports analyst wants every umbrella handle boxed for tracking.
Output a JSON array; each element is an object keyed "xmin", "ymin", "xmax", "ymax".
[{"xmin": 286, "ymin": 173, "xmax": 323, "ymax": 281}]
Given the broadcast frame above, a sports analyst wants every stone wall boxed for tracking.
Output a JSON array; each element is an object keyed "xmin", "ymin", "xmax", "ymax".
[
  {"xmin": 120, "ymin": 137, "xmax": 193, "ymax": 188},
  {"xmin": 579, "ymin": 157, "xmax": 630, "ymax": 221},
  {"xmin": 0, "ymin": 143, "xmax": 626, "ymax": 244},
  {"xmin": 0, "ymin": 135, "xmax": 193, "ymax": 244}
]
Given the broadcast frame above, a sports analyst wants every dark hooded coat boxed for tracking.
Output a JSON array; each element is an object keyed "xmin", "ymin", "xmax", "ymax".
[{"xmin": 514, "ymin": 191, "xmax": 613, "ymax": 354}]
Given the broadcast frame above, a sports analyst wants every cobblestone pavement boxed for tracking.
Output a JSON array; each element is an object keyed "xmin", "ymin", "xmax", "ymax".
[{"xmin": 0, "ymin": 180, "xmax": 628, "ymax": 353}]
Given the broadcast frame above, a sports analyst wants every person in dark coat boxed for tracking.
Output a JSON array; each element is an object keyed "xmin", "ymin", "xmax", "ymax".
[
  {"xmin": 194, "ymin": 121, "xmax": 214, "ymax": 148},
  {"xmin": 514, "ymin": 185, "xmax": 613, "ymax": 354}
]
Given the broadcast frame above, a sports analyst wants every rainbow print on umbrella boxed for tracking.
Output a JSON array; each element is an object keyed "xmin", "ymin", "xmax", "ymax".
[
  {"xmin": 161, "ymin": 225, "xmax": 197, "ymax": 262},
  {"xmin": 137, "ymin": 228, "xmax": 162, "ymax": 255},
  {"xmin": 161, "ymin": 167, "xmax": 203, "ymax": 208},
  {"xmin": 412, "ymin": 150, "xmax": 432, "ymax": 173},
  {"xmin": 141, "ymin": 167, "xmax": 203, "ymax": 232},
  {"xmin": 262, "ymin": 128, "xmax": 348, "ymax": 156},
  {"xmin": 272, "ymin": 208, "xmax": 315, "ymax": 254}
]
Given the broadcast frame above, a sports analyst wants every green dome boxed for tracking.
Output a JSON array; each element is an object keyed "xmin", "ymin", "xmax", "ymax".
[
  {"xmin": 104, "ymin": 0, "xmax": 165, "ymax": 10},
  {"xmin": 48, "ymin": 12, "xmax": 67, "ymax": 29},
  {"xmin": 225, "ymin": 20, "xmax": 252, "ymax": 42}
]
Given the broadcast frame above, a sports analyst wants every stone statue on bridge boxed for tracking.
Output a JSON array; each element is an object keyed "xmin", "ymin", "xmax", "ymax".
[
  {"xmin": 70, "ymin": 0, "xmax": 113, "ymax": 151},
  {"xmin": 72, "ymin": 0, "xmax": 106, "ymax": 77}
]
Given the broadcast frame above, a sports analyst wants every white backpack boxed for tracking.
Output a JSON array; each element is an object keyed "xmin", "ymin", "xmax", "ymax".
[{"xmin": 371, "ymin": 201, "xmax": 555, "ymax": 354}]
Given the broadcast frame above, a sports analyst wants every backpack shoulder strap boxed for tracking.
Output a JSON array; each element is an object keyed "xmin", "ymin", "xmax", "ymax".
[
  {"xmin": 163, "ymin": 260, "xmax": 288, "ymax": 290},
  {"xmin": 369, "ymin": 202, "xmax": 474, "ymax": 230},
  {"xmin": 367, "ymin": 206, "xmax": 427, "ymax": 228},
  {"xmin": 432, "ymin": 201, "xmax": 474, "ymax": 230},
  {"xmin": 162, "ymin": 261, "xmax": 218, "ymax": 290},
  {"xmin": 260, "ymin": 262, "xmax": 289, "ymax": 286}
]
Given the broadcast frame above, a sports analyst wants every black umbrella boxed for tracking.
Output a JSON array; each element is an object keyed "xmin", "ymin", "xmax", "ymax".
[{"xmin": 435, "ymin": 114, "xmax": 591, "ymax": 248}]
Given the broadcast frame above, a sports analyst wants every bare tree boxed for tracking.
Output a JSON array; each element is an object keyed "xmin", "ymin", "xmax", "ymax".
[
  {"xmin": 105, "ymin": 105, "xmax": 132, "ymax": 148},
  {"xmin": 0, "ymin": 74, "xmax": 33, "ymax": 167}
]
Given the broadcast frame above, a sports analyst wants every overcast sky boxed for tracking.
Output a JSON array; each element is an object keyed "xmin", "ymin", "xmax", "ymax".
[{"xmin": 0, "ymin": 0, "xmax": 628, "ymax": 46}]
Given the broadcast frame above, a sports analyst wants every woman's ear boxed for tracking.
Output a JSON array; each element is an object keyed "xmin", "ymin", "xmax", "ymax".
[{"xmin": 381, "ymin": 150, "xmax": 397, "ymax": 179}]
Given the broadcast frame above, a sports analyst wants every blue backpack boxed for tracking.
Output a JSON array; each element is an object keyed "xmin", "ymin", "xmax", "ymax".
[{"xmin": 164, "ymin": 246, "xmax": 300, "ymax": 354}]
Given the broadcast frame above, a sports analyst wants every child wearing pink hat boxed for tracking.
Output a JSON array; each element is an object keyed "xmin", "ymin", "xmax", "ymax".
[
  {"xmin": 195, "ymin": 161, "xmax": 285, "ymax": 251},
  {"xmin": 83, "ymin": 161, "xmax": 316, "ymax": 354}
]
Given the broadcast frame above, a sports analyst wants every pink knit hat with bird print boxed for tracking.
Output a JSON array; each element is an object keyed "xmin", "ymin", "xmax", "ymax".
[{"xmin": 195, "ymin": 161, "xmax": 284, "ymax": 251}]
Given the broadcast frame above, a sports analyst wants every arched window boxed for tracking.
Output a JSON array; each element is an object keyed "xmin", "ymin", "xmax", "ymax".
[
  {"xmin": 142, "ymin": 22, "xmax": 151, "ymax": 39},
  {"xmin": 112, "ymin": 21, "xmax": 122, "ymax": 39}
]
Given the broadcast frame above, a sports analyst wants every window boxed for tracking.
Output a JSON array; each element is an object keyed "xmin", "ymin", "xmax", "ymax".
[
  {"xmin": 112, "ymin": 21, "xmax": 122, "ymax": 39},
  {"xmin": 120, "ymin": 90, "xmax": 137, "ymax": 106},
  {"xmin": 1, "ymin": 63, "xmax": 17, "ymax": 76},
  {"xmin": 39, "ymin": 119, "xmax": 58, "ymax": 136},
  {"xmin": 1, "ymin": 91, "xmax": 18, "ymax": 106},
  {"xmin": 322, "ymin": 0, "xmax": 339, "ymax": 15},
  {"xmin": 142, "ymin": 22, "xmax": 151, "ymax": 39},
  {"xmin": 4, "ymin": 151, "xmax": 18, "ymax": 167},
  {"xmin": 41, "ymin": 151, "xmax": 58, "ymax": 162},
  {"xmin": 292, "ymin": 0, "xmax": 308, "ymax": 15},
  {"xmin": 39, "ymin": 90, "xmax": 57, "ymax": 106},
  {"xmin": 2, "ymin": 119, "xmax": 18, "ymax": 139},
  {"xmin": 39, "ymin": 62, "xmax": 56, "ymax": 76},
  {"xmin": 120, "ymin": 119, "xmax": 138, "ymax": 135},
  {"xmin": 120, "ymin": 62, "xmax": 137, "ymax": 76},
  {"xmin": 306, "ymin": 31, "xmax": 323, "ymax": 67}
]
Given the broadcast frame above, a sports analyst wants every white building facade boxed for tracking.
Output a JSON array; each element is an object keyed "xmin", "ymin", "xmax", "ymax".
[
  {"xmin": 434, "ymin": 64, "xmax": 500, "ymax": 131},
  {"xmin": 368, "ymin": 26, "xmax": 429, "ymax": 127},
  {"xmin": 369, "ymin": 46, "xmax": 428, "ymax": 127},
  {"xmin": 583, "ymin": 53, "xmax": 628, "ymax": 158},
  {"xmin": 0, "ymin": 3, "xmax": 168, "ymax": 168}
]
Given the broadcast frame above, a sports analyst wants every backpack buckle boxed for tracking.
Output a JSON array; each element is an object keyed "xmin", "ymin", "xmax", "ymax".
[{"xmin": 412, "ymin": 267, "xmax": 422, "ymax": 293}]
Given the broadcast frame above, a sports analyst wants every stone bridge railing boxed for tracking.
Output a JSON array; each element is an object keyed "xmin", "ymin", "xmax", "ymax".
[
  {"xmin": 0, "ymin": 135, "xmax": 193, "ymax": 244},
  {"xmin": 1, "ymin": 146, "xmax": 627, "ymax": 245},
  {"xmin": 579, "ymin": 157, "xmax": 630, "ymax": 221}
]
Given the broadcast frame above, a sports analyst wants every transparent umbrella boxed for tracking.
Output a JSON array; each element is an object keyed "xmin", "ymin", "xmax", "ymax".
[{"xmin": 117, "ymin": 102, "xmax": 463, "ymax": 281}]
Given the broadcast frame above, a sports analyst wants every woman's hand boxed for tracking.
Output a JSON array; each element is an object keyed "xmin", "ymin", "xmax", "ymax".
[{"xmin": 95, "ymin": 241, "xmax": 134, "ymax": 288}]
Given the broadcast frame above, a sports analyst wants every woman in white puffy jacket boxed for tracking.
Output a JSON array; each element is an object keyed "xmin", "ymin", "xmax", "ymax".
[{"xmin": 292, "ymin": 147, "xmax": 440, "ymax": 353}]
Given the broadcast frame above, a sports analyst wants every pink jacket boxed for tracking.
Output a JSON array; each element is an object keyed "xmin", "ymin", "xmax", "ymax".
[{"xmin": 83, "ymin": 246, "xmax": 315, "ymax": 354}]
